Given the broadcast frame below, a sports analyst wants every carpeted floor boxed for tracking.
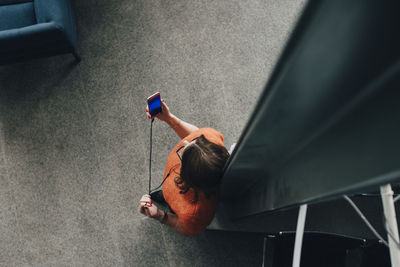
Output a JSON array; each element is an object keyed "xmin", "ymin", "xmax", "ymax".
[{"xmin": 0, "ymin": 0, "xmax": 305, "ymax": 265}]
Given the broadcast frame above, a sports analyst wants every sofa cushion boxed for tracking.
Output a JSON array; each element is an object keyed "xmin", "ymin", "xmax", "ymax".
[{"xmin": 0, "ymin": 1, "xmax": 35, "ymax": 31}]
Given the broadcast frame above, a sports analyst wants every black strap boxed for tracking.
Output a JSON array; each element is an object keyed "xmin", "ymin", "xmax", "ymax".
[{"xmin": 149, "ymin": 119, "xmax": 154, "ymax": 194}]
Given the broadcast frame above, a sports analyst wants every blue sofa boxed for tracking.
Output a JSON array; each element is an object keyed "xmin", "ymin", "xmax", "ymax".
[{"xmin": 0, "ymin": 0, "xmax": 79, "ymax": 65}]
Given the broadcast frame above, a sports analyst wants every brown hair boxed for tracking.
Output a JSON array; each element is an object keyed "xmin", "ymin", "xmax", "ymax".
[{"xmin": 174, "ymin": 135, "xmax": 230, "ymax": 203}]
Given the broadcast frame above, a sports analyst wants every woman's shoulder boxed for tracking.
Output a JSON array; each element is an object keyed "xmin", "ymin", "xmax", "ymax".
[{"xmin": 185, "ymin": 128, "xmax": 224, "ymax": 145}]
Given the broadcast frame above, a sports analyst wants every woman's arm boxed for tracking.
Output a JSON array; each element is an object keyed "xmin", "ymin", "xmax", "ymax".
[
  {"xmin": 160, "ymin": 211, "xmax": 189, "ymax": 236},
  {"xmin": 165, "ymin": 114, "xmax": 199, "ymax": 140},
  {"xmin": 146, "ymin": 99, "xmax": 199, "ymax": 139}
]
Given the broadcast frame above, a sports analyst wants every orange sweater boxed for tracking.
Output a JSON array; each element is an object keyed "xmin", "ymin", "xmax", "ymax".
[{"xmin": 162, "ymin": 128, "xmax": 225, "ymax": 236}]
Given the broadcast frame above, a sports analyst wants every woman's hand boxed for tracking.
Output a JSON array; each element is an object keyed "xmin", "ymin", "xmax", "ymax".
[
  {"xmin": 146, "ymin": 99, "xmax": 172, "ymax": 122},
  {"xmin": 138, "ymin": 194, "xmax": 162, "ymax": 220},
  {"xmin": 139, "ymin": 195, "xmax": 190, "ymax": 236}
]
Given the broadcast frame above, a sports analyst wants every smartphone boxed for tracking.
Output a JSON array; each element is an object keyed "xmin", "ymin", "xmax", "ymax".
[{"xmin": 147, "ymin": 92, "xmax": 162, "ymax": 117}]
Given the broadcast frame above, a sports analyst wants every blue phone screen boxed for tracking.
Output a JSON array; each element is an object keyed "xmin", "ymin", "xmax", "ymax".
[{"xmin": 149, "ymin": 96, "xmax": 162, "ymax": 116}]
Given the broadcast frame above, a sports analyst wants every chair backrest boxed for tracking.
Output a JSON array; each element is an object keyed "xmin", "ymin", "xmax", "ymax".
[{"xmin": 220, "ymin": 0, "xmax": 400, "ymax": 218}]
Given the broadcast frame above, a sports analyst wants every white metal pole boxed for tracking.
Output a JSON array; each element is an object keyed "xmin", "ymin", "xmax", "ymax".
[
  {"xmin": 262, "ymin": 237, "xmax": 267, "ymax": 267},
  {"xmin": 292, "ymin": 204, "xmax": 307, "ymax": 267},
  {"xmin": 380, "ymin": 184, "xmax": 400, "ymax": 267}
]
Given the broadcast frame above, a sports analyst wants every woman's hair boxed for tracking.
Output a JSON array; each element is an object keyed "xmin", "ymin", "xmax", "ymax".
[{"xmin": 174, "ymin": 134, "xmax": 230, "ymax": 203}]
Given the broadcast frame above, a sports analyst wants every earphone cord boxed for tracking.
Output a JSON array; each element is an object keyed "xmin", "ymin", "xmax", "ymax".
[
  {"xmin": 149, "ymin": 119, "xmax": 154, "ymax": 194},
  {"xmin": 149, "ymin": 119, "xmax": 176, "ymax": 194}
]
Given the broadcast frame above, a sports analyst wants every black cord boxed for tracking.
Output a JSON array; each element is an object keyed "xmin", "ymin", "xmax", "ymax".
[
  {"xmin": 148, "ymin": 119, "xmax": 178, "ymax": 194},
  {"xmin": 149, "ymin": 119, "xmax": 154, "ymax": 194},
  {"xmin": 150, "ymin": 164, "xmax": 180, "ymax": 193}
]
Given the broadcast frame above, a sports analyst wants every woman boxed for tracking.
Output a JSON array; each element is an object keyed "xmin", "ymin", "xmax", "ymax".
[{"xmin": 138, "ymin": 99, "xmax": 229, "ymax": 236}]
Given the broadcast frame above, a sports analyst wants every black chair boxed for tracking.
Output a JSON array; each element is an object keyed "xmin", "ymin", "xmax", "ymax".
[{"xmin": 263, "ymin": 231, "xmax": 373, "ymax": 267}]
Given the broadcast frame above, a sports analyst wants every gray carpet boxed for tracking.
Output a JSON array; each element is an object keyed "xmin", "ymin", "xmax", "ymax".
[{"xmin": 0, "ymin": 0, "xmax": 305, "ymax": 266}]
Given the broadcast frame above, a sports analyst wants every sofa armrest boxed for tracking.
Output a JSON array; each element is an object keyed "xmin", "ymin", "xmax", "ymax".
[
  {"xmin": 33, "ymin": 0, "xmax": 77, "ymax": 48},
  {"xmin": 0, "ymin": 22, "xmax": 68, "ymax": 51}
]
